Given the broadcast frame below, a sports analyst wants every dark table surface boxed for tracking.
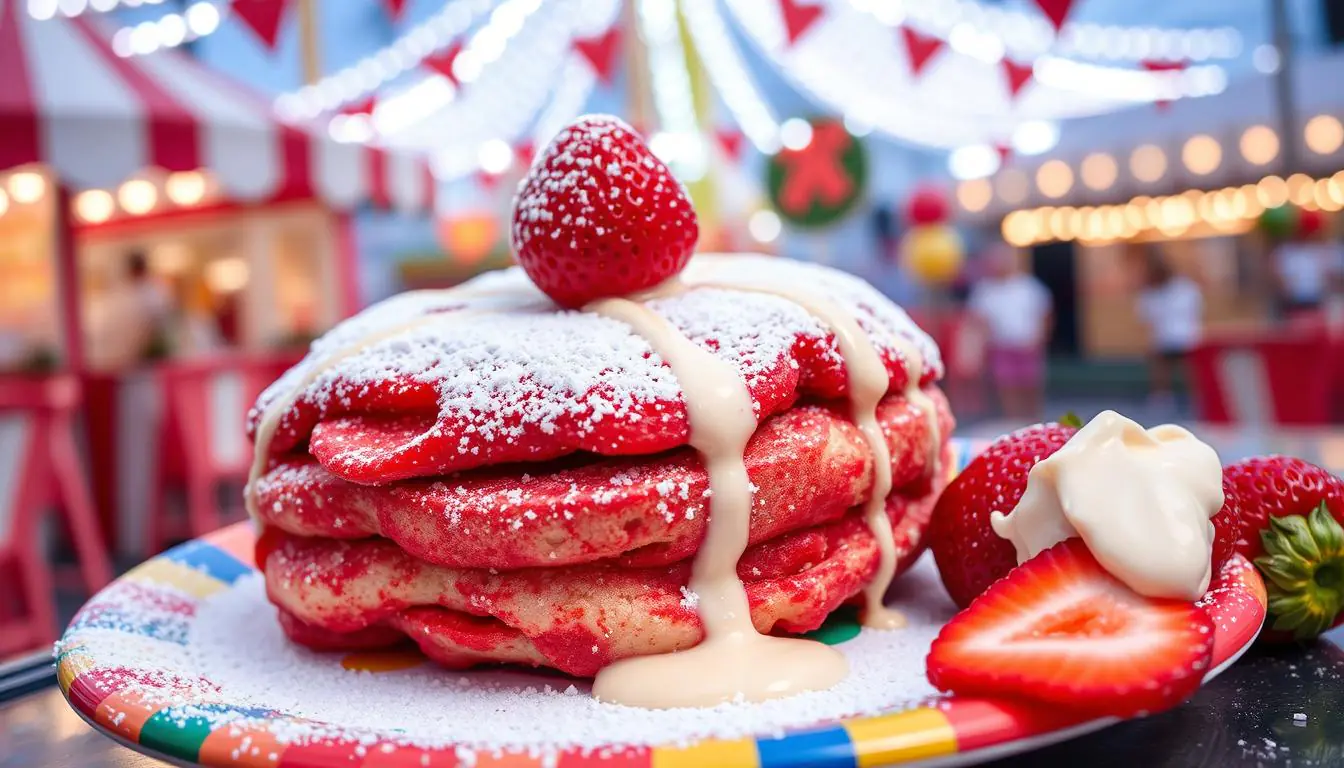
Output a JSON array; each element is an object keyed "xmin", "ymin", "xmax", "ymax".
[{"xmin": 4, "ymin": 631, "xmax": 1343, "ymax": 768}]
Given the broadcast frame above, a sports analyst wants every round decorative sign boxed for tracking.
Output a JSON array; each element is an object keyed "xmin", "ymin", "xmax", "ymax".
[{"xmin": 766, "ymin": 117, "xmax": 868, "ymax": 228}]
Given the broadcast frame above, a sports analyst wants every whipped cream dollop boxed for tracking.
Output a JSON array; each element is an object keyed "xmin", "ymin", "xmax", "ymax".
[{"xmin": 990, "ymin": 411, "xmax": 1224, "ymax": 600}]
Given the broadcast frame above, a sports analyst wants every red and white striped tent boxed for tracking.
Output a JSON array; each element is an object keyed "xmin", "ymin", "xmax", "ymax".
[
  {"xmin": 0, "ymin": 0, "xmax": 438, "ymax": 370},
  {"xmin": 0, "ymin": 0, "xmax": 435, "ymax": 211}
]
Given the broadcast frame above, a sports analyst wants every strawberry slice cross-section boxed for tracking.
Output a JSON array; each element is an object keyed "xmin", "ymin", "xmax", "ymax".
[{"xmin": 926, "ymin": 538, "xmax": 1215, "ymax": 718}]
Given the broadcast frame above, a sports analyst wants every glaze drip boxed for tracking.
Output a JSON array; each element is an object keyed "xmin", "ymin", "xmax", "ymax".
[{"xmin": 586, "ymin": 296, "xmax": 847, "ymax": 708}]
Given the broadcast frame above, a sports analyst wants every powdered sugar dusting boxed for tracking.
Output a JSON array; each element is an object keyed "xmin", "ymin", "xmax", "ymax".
[
  {"xmin": 685, "ymin": 254, "xmax": 944, "ymax": 380},
  {"xmin": 171, "ymin": 557, "xmax": 953, "ymax": 752},
  {"xmin": 249, "ymin": 254, "xmax": 941, "ymax": 477}
]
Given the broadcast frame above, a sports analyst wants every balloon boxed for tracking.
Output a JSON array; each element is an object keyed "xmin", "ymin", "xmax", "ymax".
[
  {"xmin": 1298, "ymin": 208, "xmax": 1325, "ymax": 238},
  {"xmin": 901, "ymin": 224, "xmax": 965, "ymax": 285},
  {"xmin": 906, "ymin": 186, "xmax": 950, "ymax": 226},
  {"xmin": 1257, "ymin": 205, "xmax": 1299, "ymax": 240}
]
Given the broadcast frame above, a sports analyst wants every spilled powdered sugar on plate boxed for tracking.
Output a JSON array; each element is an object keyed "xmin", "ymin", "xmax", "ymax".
[{"xmin": 179, "ymin": 555, "xmax": 955, "ymax": 752}]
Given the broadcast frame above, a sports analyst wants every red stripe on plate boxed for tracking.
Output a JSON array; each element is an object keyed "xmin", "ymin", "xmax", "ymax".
[
  {"xmin": 939, "ymin": 698, "xmax": 1084, "ymax": 753},
  {"xmin": 361, "ymin": 743, "xmax": 461, "ymax": 766},
  {"xmin": 278, "ymin": 738, "xmax": 369, "ymax": 767},
  {"xmin": 66, "ymin": 672, "xmax": 114, "ymax": 717},
  {"xmin": 556, "ymin": 747, "xmax": 652, "ymax": 767},
  {"xmin": 472, "ymin": 753, "xmax": 546, "ymax": 767}
]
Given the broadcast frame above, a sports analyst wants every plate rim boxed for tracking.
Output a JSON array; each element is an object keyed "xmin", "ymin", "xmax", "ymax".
[{"xmin": 55, "ymin": 520, "xmax": 1267, "ymax": 768}]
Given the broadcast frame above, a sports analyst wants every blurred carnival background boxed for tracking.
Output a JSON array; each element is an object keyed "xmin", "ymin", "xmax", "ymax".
[{"xmin": 0, "ymin": 0, "xmax": 1343, "ymax": 658}]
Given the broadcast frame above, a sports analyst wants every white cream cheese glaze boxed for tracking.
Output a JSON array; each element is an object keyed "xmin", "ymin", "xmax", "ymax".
[{"xmin": 990, "ymin": 410, "xmax": 1224, "ymax": 600}]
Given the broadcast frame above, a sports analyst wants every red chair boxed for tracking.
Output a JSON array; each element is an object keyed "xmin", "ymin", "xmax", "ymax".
[
  {"xmin": 144, "ymin": 354, "xmax": 296, "ymax": 554},
  {"xmin": 0, "ymin": 375, "xmax": 112, "ymax": 656}
]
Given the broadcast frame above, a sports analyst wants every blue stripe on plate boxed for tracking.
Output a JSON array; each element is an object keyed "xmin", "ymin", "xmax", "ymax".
[
  {"xmin": 756, "ymin": 725, "xmax": 856, "ymax": 768},
  {"xmin": 161, "ymin": 541, "xmax": 252, "ymax": 585}
]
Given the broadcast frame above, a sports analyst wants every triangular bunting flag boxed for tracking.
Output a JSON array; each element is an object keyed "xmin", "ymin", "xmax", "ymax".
[
  {"xmin": 1001, "ymin": 58, "xmax": 1035, "ymax": 100},
  {"xmin": 1032, "ymin": 0, "xmax": 1075, "ymax": 32},
  {"xmin": 232, "ymin": 0, "xmax": 291, "ymax": 49},
  {"xmin": 900, "ymin": 26, "xmax": 945, "ymax": 77},
  {"xmin": 1141, "ymin": 59, "xmax": 1188, "ymax": 111},
  {"xmin": 574, "ymin": 27, "xmax": 621, "ymax": 83},
  {"xmin": 715, "ymin": 128, "xmax": 745, "ymax": 161},
  {"xmin": 994, "ymin": 142, "xmax": 1012, "ymax": 164},
  {"xmin": 778, "ymin": 0, "xmax": 824, "ymax": 47},
  {"xmin": 515, "ymin": 140, "xmax": 536, "ymax": 166},
  {"xmin": 424, "ymin": 42, "xmax": 465, "ymax": 86},
  {"xmin": 383, "ymin": 0, "xmax": 408, "ymax": 20},
  {"xmin": 342, "ymin": 97, "xmax": 377, "ymax": 116}
]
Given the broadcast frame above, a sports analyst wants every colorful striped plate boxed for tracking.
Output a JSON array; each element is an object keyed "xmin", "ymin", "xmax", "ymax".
[{"xmin": 55, "ymin": 439, "xmax": 1267, "ymax": 768}]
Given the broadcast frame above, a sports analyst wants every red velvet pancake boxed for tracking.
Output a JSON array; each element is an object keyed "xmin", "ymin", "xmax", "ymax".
[
  {"xmin": 255, "ymin": 391, "xmax": 951, "ymax": 570},
  {"xmin": 246, "ymin": 257, "xmax": 943, "ymax": 485},
  {"xmin": 260, "ymin": 444, "xmax": 950, "ymax": 677},
  {"xmin": 249, "ymin": 255, "xmax": 951, "ymax": 676}
]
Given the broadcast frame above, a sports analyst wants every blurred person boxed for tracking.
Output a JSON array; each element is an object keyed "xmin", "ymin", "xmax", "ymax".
[
  {"xmin": 967, "ymin": 243, "xmax": 1052, "ymax": 421},
  {"xmin": 1324, "ymin": 231, "xmax": 1344, "ymax": 334},
  {"xmin": 1135, "ymin": 249, "xmax": 1203, "ymax": 416},
  {"xmin": 86, "ymin": 250, "xmax": 173, "ymax": 370},
  {"xmin": 1271, "ymin": 227, "xmax": 1336, "ymax": 321},
  {"xmin": 174, "ymin": 275, "xmax": 223, "ymax": 357}
]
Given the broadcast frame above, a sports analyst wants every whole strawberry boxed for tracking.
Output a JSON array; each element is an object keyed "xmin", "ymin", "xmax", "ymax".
[
  {"xmin": 1221, "ymin": 456, "xmax": 1344, "ymax": 641},
  {"xmin": 928, "ymin": 419, "xmax": 1079, "ymax": 608},
  {"xmin": 511, "ymin": 115, "xmax": 699, "ymax": 308}
]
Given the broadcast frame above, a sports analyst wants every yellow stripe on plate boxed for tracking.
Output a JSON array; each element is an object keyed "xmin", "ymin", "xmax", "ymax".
[
  {"xmin": 653, "ymin": 738, "xmax": 759, "ymax": 768},
  {"xmin": 57, "ymin": 651, "xmax": 96, "ymax": 694},
  {"xmin": 124, "ymin": 558, "xmax": 227, "ymax": 599},
  {"xmin": 844, "ymin": 708, "xmax": 958, "ymax": 767}
]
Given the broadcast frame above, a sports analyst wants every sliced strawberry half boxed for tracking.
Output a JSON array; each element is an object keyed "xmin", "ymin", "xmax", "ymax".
[{"xmin": 926, "ymin": 538, "xmax": 1215, "ymax": 718}]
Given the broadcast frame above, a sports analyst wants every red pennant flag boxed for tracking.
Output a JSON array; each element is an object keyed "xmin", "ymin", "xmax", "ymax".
[
  {"xmin": 714, "ymin": 128, "xmax": 744, "ymax": 161},
  {"xmin": 778, "ymin": 0, "xmax": 824, "ymax": 47},
  {"xmin": 232, "ymin": 0, "xmax": 291, "ymax": 49},
  {"xmin": 1032, "ymin": 0, "xmax": 1075, "ymax": 32},
  {"xmin": 342, "ymin": 96, "xmax": 376, "ymax": 116},
  {"xmin": 1141, "ymin": 59, "xmax": 1187, "ymax": 111},
  {"xmin": 383, "ymin": 0, "xmax": 407, "ymax": 20},
  {"xmin": 1001, "ymin": 58, "xmax": 1035, "ymax": 100},
  {"xmin": 424, "ymin": 42, "xmax": 464, "ymax": 86},
  {"xmin": 994, "ymin": 142, "xmax": 1012, "ymax": 164},
  {"xmin": 515, "ymin": 140, "xmax": 536, "ymax": 166},
  {"xmin": 900, "ymin": 26, "xmax": 945, "ymax": 77},
  {"xmin": 574, "ymin": 27, "xmax": 621, "ymax": 83}
]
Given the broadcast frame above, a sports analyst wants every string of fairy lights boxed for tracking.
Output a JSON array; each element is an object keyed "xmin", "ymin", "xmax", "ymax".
[
  {"xmin": 955, "ymin": 114, "xmax": 1344, "ymax": 224},
  {"xmin": 275, "ymin": 0, "xmax": 502, "ymax": 124},
  {"xmin": 997, "ymin": 170, "xmax": 1344, "ymax": 247},
  {"xmin": 29, "ymin": 0, "xmax": 1294, "ymax": 242}
]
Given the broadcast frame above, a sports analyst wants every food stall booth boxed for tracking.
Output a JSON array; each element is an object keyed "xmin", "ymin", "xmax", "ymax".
[
  {"xmin": 955, "ymin": 50, "xmax": 1344, "ymax": 425},
  {"xmin": 0, "ymin": 2, "xmax": 437, "ymax": 571}
]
